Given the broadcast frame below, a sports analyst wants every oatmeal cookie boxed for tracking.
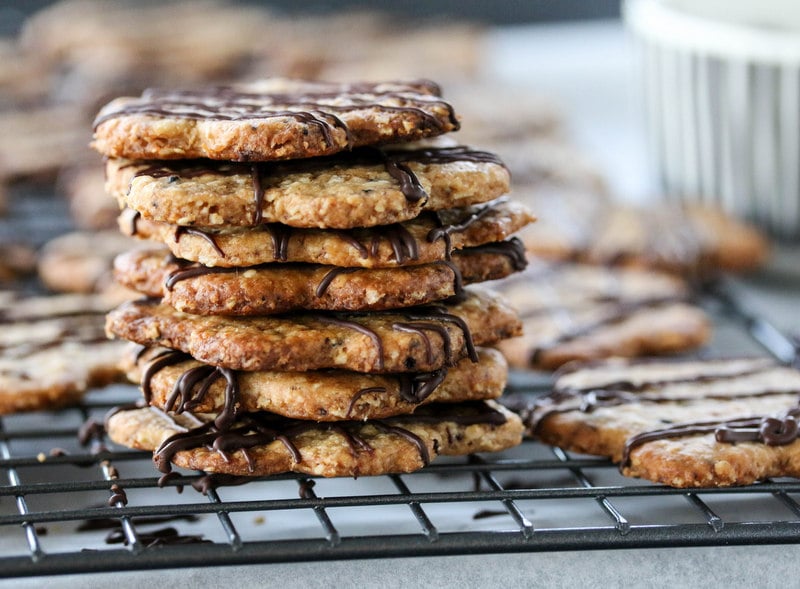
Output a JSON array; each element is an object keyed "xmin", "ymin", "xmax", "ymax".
[
  {"xmin": 129, "ymin": 346, "xmax": 506, "ymax": 421},
  {"xmin": 526, "ymin": 357, "xmax": 800, "ymax": 487},
  {"xmin": 107, "ymin": 146, "xmax": 509, "ymax": 229},
  {"xmin": 106, "ymin": 400, "xmax": 523, "ymax": 477},
  {"xmin": 105, "ymin": 287, "xmax": 522, "ymax": 373},
  {"xmin": 92, "ymin": 79, "xmax": 460, "ymax": 161},
  {"xmin": 493, "ymin": 262, "xmax": 710, "ymax": 370},
  {"xmin": 121, "ymin": 198, "xmax": 534, "ymax": 268},
  {"xmin": 113, "ymin": 240, "xmax": 525, "ymax": 315},
  {"xmin": 0, "ymin": 290, "xmax": 128, "ymax": 414},
  {"xmin": 37, "ymin": 230, "xmax": 145, "ymax": 294},
  {"xmin": 520, "ymin": 199, "xmax": 768, "ymax": 278}
]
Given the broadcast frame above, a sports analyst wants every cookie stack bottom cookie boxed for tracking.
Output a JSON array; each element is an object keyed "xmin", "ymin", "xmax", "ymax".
[
  {"xmin": 105, "ymin": 287, "xmax": 525, "ymax": 478},
  {"xmin": 96, "ymin": 79, "xmax": 530, "ymax": 479}
]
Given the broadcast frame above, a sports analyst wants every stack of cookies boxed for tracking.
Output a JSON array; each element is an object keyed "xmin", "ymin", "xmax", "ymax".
[{"xmin": 91, "ymin": 79, "xmax": 530, "ymax": 480}]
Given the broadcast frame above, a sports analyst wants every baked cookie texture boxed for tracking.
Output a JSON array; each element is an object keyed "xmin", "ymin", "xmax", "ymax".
[
  {"xmin": 107, "ymin": 146, "xmax": 510, "ymax": 228},
  {"xmin": 105, "ymin": 287, "xmax": 522, "ymax": 373},
  {"xmin": 493, "ymin": 261, "xmax": 711, "ymax": 369},
  {"xmin": 37, "ymin": 230, "xmax": 146, "ymax": 294},
  {"xmin": 113, "ymin": 241, "xmax": 525, "ymax": 315},
  {"xmin": 94, "ymin": 76, "xmax": 531, "ymax": 477},
  {"xmin": 120, "ymin": 198, "xmax": 534, "ymax": 268},
  {"xmin": 106, "ymin": 400, "xmax": 523, "ymax": 478},
  {"xmin": 525, "ymin": 357, "xmax": 800, "ymax": 487},
  {"xmin": 0, "ymin": 291, "xmax": 128, "ymax": 414},
  {"xmin": 129, "ymin": 346, "xmax": 507, "ymax": 421},
  {"xmin": 518, "ymin": 194, "xmax": 768, "ymax": 278},
  {"xmin": 92, "ymin": 79, "xmax": 460, "ymax": 162}
]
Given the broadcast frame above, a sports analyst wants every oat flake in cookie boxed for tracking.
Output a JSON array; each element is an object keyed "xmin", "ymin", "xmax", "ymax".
[
  {"xmin": 92, "ymin": 79, "xmax": 460, "ymax": 162},
  {"xmin": 526, "ymin": 357, "xmax": 800, "ymax": 487}
]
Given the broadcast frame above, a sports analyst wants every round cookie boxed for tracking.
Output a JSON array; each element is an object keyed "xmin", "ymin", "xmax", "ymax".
[
  {"xmin": 493, "ymin": 261, "xmax": 711, "ymax": 370},
  {"xmin": 37, "ymin": 230, "xmax": 146, "ymax": 294},
  {"xmin": 130, "ymin": 346, "xmax": 507, "ymax": 421},
  {"xmin": 526, "ymin": 357, "xmax": 800, "ymax": 488},
  {"xmin": 519, "ymin": 197, "xmax": 769, "ymax": 278},
  {"xmin": 113, "ymin": 240, "xmax": 526, "ymax": 315},
  {"xmin": 107, "ymin": 145, "xmax": 510, "ymax": 229},
  {"xmin": 0, "ymin": 290, "xmax": 128, "ymax": 414},
  {"xmin": 121, "ymin": 198, "xmax": 535, "ymax": 268},
  {"xmin": 106, "ymin": 400, "xmax": 523, "ymax": 477},
  {"xmin": 105, "ymin": 287, "xmax": 522, "ymax": 373},
  {"xmin": 92, "ymin": 79, "xmax": 460, "ymax": 162}
]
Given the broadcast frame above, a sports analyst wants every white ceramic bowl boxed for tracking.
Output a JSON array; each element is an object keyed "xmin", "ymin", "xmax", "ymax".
[{"xmin": 625, "ymin": 0, "xmax": 800, "ymax": 238}]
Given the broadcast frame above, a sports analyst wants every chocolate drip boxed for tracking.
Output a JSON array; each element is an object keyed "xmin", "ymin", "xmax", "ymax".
[
  {"xmin": 345, "ymin": 386, "xmax": 387, "ymax": 418},
  {"xmin": 262, "ymin": 223, "xmax": 293, "ymax": 261},
  {"xmin": 380, "ymin": 152, "xmax": 427, "ymax": 203},
  {"xmin": 251, "ymin": 164, "xmax": 265, "ymax": 225},
  {"xmin": 393, "ymin": 322, "xmax": 449, "ymax": 365},
  {"xmin": 528, "ymin": 296, "xmax": 687, "ymax": 365},
  {"xmin": 107, "ymin": 483, "xmax": 128, "ymax": 507},
  {"xmin": 398, "ymin": 369, "xmax": 448, "ymax": 404},
  {"xmin": 141, "ymin": 350, "xmax": 192, "ymax": 403},
  {"xmin": 404, "ymin": 307, "xmax": 479, "ymax": 363},
  {"xmin": 153, "ymin": 401, "xmax": 505, "ymax": 475},
  {"xmin": 371, "ymin": 421, "xmax": 431, "ymax": 465},
  {"xmin": 315, "ymin": 267, "xmax": 359, "ymax": 297},
  {"xmin": 316, "ymin": 315, "xmax": 385, "ymax": 370},
  {"xmin": 346, "ymin": 369, "xmax": 448, "ymax": 416},
  {"xmin": 457, "ymin": 238, "xmax": 528, "ymax": 272},
  {"xmin": 174, "ymin": 226, "xmax": 225, "ymax": 258},
  {"xmin": 164, "ymin": 264, "xmax": 238, "ymax": 290},
  {"xmin": 146, "ymin": 351, "xmax": 241, "ymax": 430},
  {"xmin": 436, "ymin": 260, "xmax": 464, "ymax": 296},
  {"xmin": 372, "ymin": 223, "xmax": 419, "ymax": 263},
  {"xmin": 427, "ymin": 200, "xmax": 501, "ymax": 259},
  {"xmin": 621, "ymin": 409, "xmax": 800, "ymax": 467}
]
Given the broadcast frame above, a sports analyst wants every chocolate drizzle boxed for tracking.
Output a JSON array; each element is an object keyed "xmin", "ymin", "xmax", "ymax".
[
  {"xmin": 427, "ymin": 199, "xmax": 501, "ymax": 259},
  {"xmin": 621, "ymin": 410, "xmax": 800, "ymax": 467},
  {"xmin": 174, "ymin": 226, "xmax": 226, "ymax": 257},
  {"xmin": 527, "ymin": 296, "xmax": 688, "ymax": 365},
  {"xmin": 315, "ymin": 267, "xmax": 359, "ymax": 297},
  {"xmin": 402, "ymin": 306, "xmax": 479, "ymax": 363},
  {"xmin": 94, "ymin": 82, "xmax": 461, "ymax": 161},
  {"xmin": 152, "ymin": 401, "xmax": 506, "ymax": 475},
  {"xmin": 142, "ymin": 349, "xmax": 241, "ymax": 430},
  {"xmin": 315, "ymin": 315, "xmax": 385, "ymax": 371},
  {"xmin": 529, "ymin": 358, "xmax": 800, "ymax": 470},
  {"xmin": 456, "ymin": 237, "xmax": 528, "ymax": 272},
  {"xmin": 126, "ymin": 145, "xmax": 501, "ymax": 228},
  {"xmin": 373, "ymin": 223, "xmax": 419, "ymax": 263}
]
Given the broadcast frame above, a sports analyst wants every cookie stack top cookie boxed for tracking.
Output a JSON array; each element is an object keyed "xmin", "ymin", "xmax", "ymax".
[{"xmin": 93, "ymin": 79, "xmax": 531, "ymax": 480}]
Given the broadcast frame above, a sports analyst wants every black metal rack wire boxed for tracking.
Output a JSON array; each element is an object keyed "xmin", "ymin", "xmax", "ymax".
[{"xmin": 2, "ymin": 278, "xmax": 800, "ymax": 579}]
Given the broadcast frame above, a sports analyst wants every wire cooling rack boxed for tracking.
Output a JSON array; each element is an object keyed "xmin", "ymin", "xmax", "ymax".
[
  {"xmin": 1, "ymin": 276, "xmax": 800, "ymax": 579},
  {"xmin": 2, "ymin": 185, "xmax": 800, "ymax": 578}
]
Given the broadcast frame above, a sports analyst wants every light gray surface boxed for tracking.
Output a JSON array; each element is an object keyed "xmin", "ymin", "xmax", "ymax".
[{"xmin": 3, "ymin": 546, "xmax": 798, "ymax": 588}]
